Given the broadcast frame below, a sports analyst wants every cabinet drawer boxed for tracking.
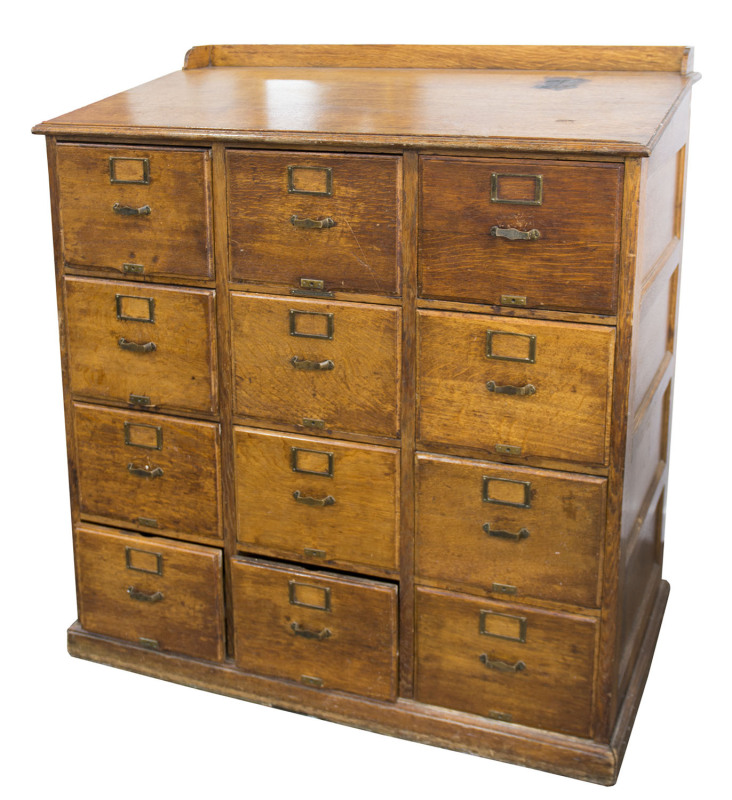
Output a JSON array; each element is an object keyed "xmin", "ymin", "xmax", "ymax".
[
  {"xmin": 75, "ymin": 403, "xmax": 222, "ymax": 541},
  {"xmin": 415, "ymin": 587, "xmax": 597, "ymax": 737},
  {"xmin": 75, "ymin": 524, "xmax": 225, "ymax": 662},
  {"xmin": 235, "ymin": 428, "xmax": 399, "ymax": 574},
  {"xmin": 65, "ymin": 277, "xmax": 218, "ymax": 416},
  {"xmin": 227, "ymin": 150, "xmax": 400, "ymax": 296},
  {"xmin": 419, "ymin": 157, "xmax": 623, "ymax": 313},
  {"xmin": 417, "ymin": 310, "xmax": 614, "ymax": 465},
  {"xmin": 57, "ymin": 143, "xmax": 213, "ymax": 281},
  {"xmin": 416, "ymin": 454, "xmax": 605, "ymax": 607},
  {"xmin": 232, "ymin": 294, "xmax": 400, "ymax": 438},
  {"xmin": 231, "ymin": 558, "xmax": 398, "ymax": 701}
]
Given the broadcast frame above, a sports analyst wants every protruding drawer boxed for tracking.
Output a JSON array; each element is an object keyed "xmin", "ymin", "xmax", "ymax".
[
  {"xmin": 416, "ymin": 453, "xmax": 605, "ymax": 606},
  {"xmin": 65, "ymin": 277, "xmax": 218, "ymax": 416},
  {"xmin": 75, "ymin": 403, "xmax": 222, "ymax": 542},
  {"xmin": 75, "ymin": 524, "xmax": 225, "ymax": 662},
  {"xmin": 231, "ymin": 558, "xmax": 398, "ymax": 701},
  {"xmin": 231, "ymin": 293, "xmax": 400, "ymax": 438},
  {"xmin": 415, "ymin": 587, "xmax": 597, "ymax": 737},
  {"xmin": 417, "ymin": 310, "xmax": 614, "ymax": 466},
  {"xmin": 57, "ymin": 143, "xmax": 213, "ymax": 281},
  {"xmin": 235, "ymin": 428, "xmax": 399, "ymax": 575},
  {"xmin": 419, "ymin": 156, "xmax": 623, "ymax": 313},
  {"xmin": 227, "ymin": 150, "xmax": 400, "ymax": 297}
]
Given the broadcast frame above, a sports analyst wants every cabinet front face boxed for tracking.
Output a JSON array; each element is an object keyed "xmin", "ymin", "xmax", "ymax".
[
  {"xmin": 231, "ymin": 293, "xmax": 401, "ymax": 438},
  {"xmin": 57, "ymin": 144, "xmax": 213, "ymax": 281},
  {"xmin": 227, "ymin": 150, "xmax": 401, "ymax": 297},
  {"xmin": 65, "ymin": 277, "xmax": 218, "ymax": 416},
  {"xmin": 417, "ymin": 310, "xmax": 615, "ymax": 466}
]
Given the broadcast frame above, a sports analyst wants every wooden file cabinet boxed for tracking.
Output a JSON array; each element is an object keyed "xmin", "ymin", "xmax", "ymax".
[{"xmin": 33, "ymin": 44, "xmax": 698, "ymax": 784}]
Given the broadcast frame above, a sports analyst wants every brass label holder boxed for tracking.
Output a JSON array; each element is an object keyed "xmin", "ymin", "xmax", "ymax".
[
  {"xmin": 124, "ymin": 421, "xmax": 163, "ymax": 450},
  {"xmin": 288, "ymin": 580, "xmax": 331, "ymax": 612},
  {"xmin": 125, "ymin": 546, "xmax": 163, "ymax": 576},
  {"xmin": 287, "ymin": 165, "xmax": 333, "ymax": 196},
  {"xmin": 109, "ymin": 156, "xmax": 150, "ymax": 185},
  {"xmin": 116, "ymin": 294, "xmax": 156, "ymax": 324},
  {"xmin": 479, "ymin": 609, "xmax": 528, "ymax": 643},
  {"xmin": 291, "ymin": 446, "xmax": 334, "ymax": 477},
  {"xmin": 490, "ymin": 172, "xmax": 543, "ymax": 205},
  {"xmin": 483, "ymin": 476, "xmax": 532, "ymax": 508}
]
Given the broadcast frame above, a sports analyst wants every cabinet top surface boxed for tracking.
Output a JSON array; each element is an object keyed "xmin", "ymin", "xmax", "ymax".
[{"xmin": 33, "ymin": 46, "xmax": 697, "ymax": 155}]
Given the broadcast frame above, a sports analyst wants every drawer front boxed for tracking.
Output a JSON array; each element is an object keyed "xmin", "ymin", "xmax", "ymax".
[
  {"xmin": 227, "ymin": 150, "xmax": 400, "ymax": 296},
  {"xmin": 75, "ymin": 525, "xmax": 225, "ymax": 662},
  {"xmin": 65, "ymin": 277, "xmax": 218, "ymax": 416},
  {"xmin": 417, "ymin": 310, "xmax": 614, "ymax": 465},
  {"xmin": 231, "ymin": 558, "xmax": 398, "ymax": 701},
  {"xmin": 75, "ymin": 403, "xmax": 222, "ymax": 541},
  {"xmin": 416, "ymin": 454, "xmax": 605, "ymax": 606},
  {"xmin": 415, "ymin": 588, "xmax": 597, "ymax": 737},
  {"xmin": 419, "ymin": 157, "xmax": 623, "ymax": 313},
  {"xmin": 235, "ymin": 428, "xmax": 399, "ymax": 574},
  {"xmin": 232, "ymin": 294, "xmax": 401, "ymax": 438},
  {"xmin": 57, "ymin": 143, "xmax": 213, "ymax": 281}
]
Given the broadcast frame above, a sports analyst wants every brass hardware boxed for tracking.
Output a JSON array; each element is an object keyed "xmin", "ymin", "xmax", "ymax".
[
  {"xmin": 115, "ymin": 294, "xmax": 155, "ymax": 323},
  {"xmin": 483, "ymin": 523, "xmax": 530, "ymax": 542},
  {"xmin": 123, "ymin": 263, "xmax": 145, "ymax": 275},
  {"xmin": 302, "ymin": 418, "xmax": 325, "ymax": 429},
  {"xmin": 486, "ymin": 381, "xmax": 536, "ymax": 396},
  {"xmin": 290, "ymin": 215, "xmax": 336, "ymax": 229},
  {"xmin": 304, "ymin": 548, "xmax": 326, "ymax": 559},
  {"xmin": 479, "ymin": 654, "xmax": 526, "ymax": 673},
  {"xmin": 129, "ymin": 394, "xmax": 152, "ymax": 407},
  {"xmin": 480, "ymin": 610, "xmax": 527, "ymax": 643},
  {"xmin": 495, "ymin": 444, "xmax": 522, "ymax": 456},
  {"xmin": 125, "ymin": 546, "xmax": 162, "ymax": 575},
  {"xmin": 291, "ymin": 447, "xmax": 334, "ymax": 477},
  {"xmin": 139, "ymin": 637, "xmax": 160, "ymax": 650},
  {"xmin": 490, "ymin": 225, "xmax": 540, "ymax": 241},
  {"xmin": 491, "ymin": 583, "xmax": 518, "ymax": 595},
  {"xmin": 291, "ymin": 288, "xmax": 335, "ymax": 298},
  {"xmin": 118, "ymin": 337, "xmax": 156, "ymax": 354},
  {"xmin": 293, "ymin": 490, "xmax": 335, "ymax": 507},
  {"xmin": 128, "ymin": 463, "xmax": 164, "ymax": 479},
  {"xmin": 109, "ymin": 156, "xmax": 150, "ymax": 185},
  {"xmin": 488, "ymin": 710, "xmax": 513, "ymax": 723},
  {"xmin": 287, "ymin": 165, "xmax": 333, "ymax": 196},
  {"xmin": 490, "ymin": 172, "xmax": 543, "ymax": 205},
  {"xmin": 137, "ymin": 517, "xmax": 159, "ymax": 528},
  {"xmin": 124, "ymin": 421, "xmax": 163, "ymax": 450},
  {"xmin": 500, "ymin": 294, "xmax": 526, "ymax": 306},
  {"xmin": 289, "ymin": 580, "xmax": 331, "ymax": 611},
  {"xmin": 300, "ymin": 278, "xmax": 325, "ymax": 291},
  {"xmin": 300, "ymin": 675, "xmax": 324, "ymax": 688},
  {"xmin": 291, "ymin": 622, "xmax": 332, "ymax": 640},
  {"xmin": 290, "ymin": 356, "xmax": 335, "ymax": 371},
  {"xmin": 485, "ymin": 330, "xmax": 536, "ymax": 363},
  {"xmin": 112, "ymin": 202, "xmax": 152, "ymax": 216},
  {"xmin": 483, "ymin": 476, "xmax": 531, "ymax": 508},
  {"xmin": 289, "ymin": 310, "xmax": 334, "ymax": 340},
  {"xmin": 127, "ymin": 586, "xmax": 164, "ymax": 603}
]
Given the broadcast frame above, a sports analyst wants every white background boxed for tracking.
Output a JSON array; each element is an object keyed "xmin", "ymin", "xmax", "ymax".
[{"xmin": 3, "ymin": 2, "xmax": 730, "ymax": 797}]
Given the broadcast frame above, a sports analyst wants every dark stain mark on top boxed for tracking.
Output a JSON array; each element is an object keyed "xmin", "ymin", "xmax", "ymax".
[{"xmin": 535, "ymin": 77, "xmax": 589, "ymax": 91}]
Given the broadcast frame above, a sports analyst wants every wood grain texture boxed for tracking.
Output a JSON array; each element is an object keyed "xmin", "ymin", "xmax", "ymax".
[
  {"xmin": 419, "ymin": 157, "xmax": 623, "ymax": 313},
  {"xmin": 65, "ymin": 276, "xmax": 218, "ymax": 417},
  {"xmin": 415, "ymin": 453, "xmax": 606, "ymax": 607},
  {"xmin": 57, "ymin": 143, "xmax": 213, "ymax": 281},
  {"xmin": 231, "ymin": 557, "xmax": 398, "ymax": 701},
  {"xmin": 231, "ymin": 293, "xmax": 401, "ymax": 438},
  {"xmin": 234, "ymin": 427, "xmax": 399, "ymax": 575},
  {"xmin": 74, "ymin": 524, "xmax": 225, "ymax": 661},
  {"xmin": 227, "ymin": 150, "xmax": 401, "ymax": 296},
  {"xmin": 74, "ymin": 403, "xmax": 222, "ymax": 541},
  {"xmin": 417, "ymin": 310, "xmax": 615, "ymax": 465}
]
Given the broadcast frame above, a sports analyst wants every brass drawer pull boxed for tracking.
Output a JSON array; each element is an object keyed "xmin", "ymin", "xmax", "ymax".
[
  {"xmin": 112, "ymin": 202, "xmax": 152, "ymax": 216},
  {"xmin": 293, "ymin": 490, "xmax": 335, "ymax": 507},
  {"xmin": 290, "ymin": 356, "xmax": 335, "ymax": 371},
  {"xmin": 490, "ymin": 225, "xmax": 540, "ymax": 241},
  {"xmin": 127, "ymin": 586, "xmax": 164, "ymax": 603},
  {"xmin": 486, "ymin": 381, "xmax": 536, "ymax": 396},
  {"xmin": 483, "ymin": 523, "xmax": 530, "ymax": 542},
  {"xmin": 479, "ymin": 654, "xmax": 526, "ymax": 673},
  {"xmin": 290, "ymin": 215, "xmax": 336, "ymax": 229},
  {"xmin": 118, "ymin": 337, "xmax": 156, "ymax": 354},
  {"xmin": 128, "ymin": 463, "xmax": 164, "ymax": 479},
  {"xmin": 291, "ymin": 622, "xmax": 332, "ymax": 640}
]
